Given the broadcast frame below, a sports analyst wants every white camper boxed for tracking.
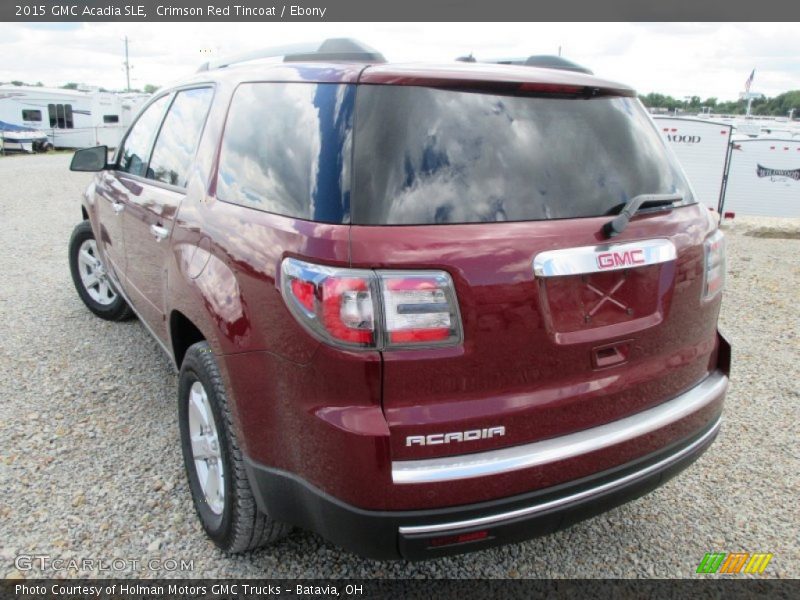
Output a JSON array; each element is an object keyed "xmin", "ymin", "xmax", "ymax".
[
  {"xmin": 654, "ymin": 116, "xmax": 733, "ymax": 210},
  {"xmin": 0, "ymin": 85, "xmax": 148, "ymax": 149},
  {"xmin": 722, "ymin": 139, "xmax": 800, "ymax": 217}
]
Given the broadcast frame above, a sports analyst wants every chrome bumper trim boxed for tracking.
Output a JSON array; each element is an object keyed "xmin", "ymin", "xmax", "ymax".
[
  {"xmin": 392, "ymin": 371, "xmax": 728, "ymax": 485},
  {"xmin": 398, "ymin": 416, "xmax": 721, "ymax": 536}
]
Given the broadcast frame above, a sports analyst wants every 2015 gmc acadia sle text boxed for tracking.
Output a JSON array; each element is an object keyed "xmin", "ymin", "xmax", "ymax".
[{"xmin": 67, "ymin": 39, "xmax": 730, "ymax": 560}]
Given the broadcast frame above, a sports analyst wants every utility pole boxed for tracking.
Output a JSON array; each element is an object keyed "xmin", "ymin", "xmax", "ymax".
[{"xmin": 123, "ymin": 36, "xmax": 131, "ymax": 92}]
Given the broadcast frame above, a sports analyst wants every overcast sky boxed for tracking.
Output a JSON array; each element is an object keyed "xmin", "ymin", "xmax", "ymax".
[{"xmin": 1, "ymin": 22, "xmax": 797, "ymax": 100}]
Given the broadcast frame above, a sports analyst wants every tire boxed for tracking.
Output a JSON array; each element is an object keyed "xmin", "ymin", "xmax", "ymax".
[
  {"xmin": 178, "ymin": 341, "xmax": 290, "ymax": 553},
  {"xmin": 68, "ymin": 220, "xmax": 134, "ymax": 321}
]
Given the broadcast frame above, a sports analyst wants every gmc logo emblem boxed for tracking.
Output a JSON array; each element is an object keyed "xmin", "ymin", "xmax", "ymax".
[{"xmin": 597, "ymin": 249, "xmax": 645, "ymax": 269}]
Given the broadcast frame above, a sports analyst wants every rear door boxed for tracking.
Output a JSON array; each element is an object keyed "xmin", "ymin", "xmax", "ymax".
[
  {"xmin": 349, "ymin": 85, "xmax": 722, "ymax": 461},
  {"xmin": 121, "ymin": 87, "xmax": 214, "ymax": 339}
]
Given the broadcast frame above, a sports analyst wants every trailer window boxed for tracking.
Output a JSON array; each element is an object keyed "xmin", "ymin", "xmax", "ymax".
[
  {"xmin": 22, "ymin": 109, "xmax": 42, "ymax": 122},
  {"xmin": 103, "ymin": 115, "xmax": 120, "ymax": 124},
  {"xmin": 47, "ymin": 104, "xmax": 74, "ymax": 129}
]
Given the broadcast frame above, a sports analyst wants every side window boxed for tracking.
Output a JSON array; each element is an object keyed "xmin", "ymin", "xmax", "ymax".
[
  {"xmin": 103, "ymin": 115, "xmax": 119, "ymax": 124},
  {"xmin": 47, "ymin": 104, "xmax": 74, "ymax": 129},
  {"xmin": 22, "ymin": 109, "xmax": 42, "ymax": 122},
  {"xmin": 216, "ymin": 82, "xmax": 355, "ymax": 223},
  {"xmin": 117, "ymin": 95, "xmax": 171, "ymax": 177},
  {"xmin": 148, "ymin": 87, "xmax": 214, "ymax": 187}
]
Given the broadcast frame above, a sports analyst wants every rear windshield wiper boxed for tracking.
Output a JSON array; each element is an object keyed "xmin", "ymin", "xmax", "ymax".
[{"xmin": 602, "ymin": 193, "xmax": 683, "ymax": 239}]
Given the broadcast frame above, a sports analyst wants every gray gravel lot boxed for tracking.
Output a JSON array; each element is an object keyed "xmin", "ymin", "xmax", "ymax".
[{"xmin": 1, "ymin": 153, "xmax": 798, "ymax": 579}]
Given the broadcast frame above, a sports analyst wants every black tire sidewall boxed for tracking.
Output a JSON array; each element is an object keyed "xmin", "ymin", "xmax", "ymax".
[
  {"xmin": 178, "ymin": 344, "xmax": 236, "ymax": 547},
  {"xmin": 68, "ymin": 221, "xmax": 130, "ymax": 320}
]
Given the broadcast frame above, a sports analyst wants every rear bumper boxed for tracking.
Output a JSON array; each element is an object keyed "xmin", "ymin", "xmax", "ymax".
[
  {"xmin": 393, "ymin": 370, "xmax": 728, "ymax": 484},
  {"xmin": 245, "ymin": 407, "xmax": 723, "ymax": 560}
]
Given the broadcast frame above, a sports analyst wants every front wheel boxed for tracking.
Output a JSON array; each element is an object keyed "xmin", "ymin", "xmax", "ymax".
[
  {"xmin": 68, "ymin": 220, "xmax": 133, "ymax": 321},
  {"xmin": 178, "ymin": 341, "xmax": 290, "ymax": 553}
]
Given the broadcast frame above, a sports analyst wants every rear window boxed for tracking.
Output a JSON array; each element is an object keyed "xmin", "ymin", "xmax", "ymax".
[
  {"xmin": 216, "ymin": 82, "xmax": 355, "ymax": 224},
  {"xmin": 351, "ymin": 86, "xmax": 694, "ymax": 225}
]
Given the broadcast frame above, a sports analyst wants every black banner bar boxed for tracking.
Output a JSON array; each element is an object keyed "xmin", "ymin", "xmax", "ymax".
[
  {"xmin": 3, "ymin": 579, "xmax": 799, "ymax": 600},
  {"xmin": 4, "ymin": 0, "xmax": 800, "ymax": 22}
]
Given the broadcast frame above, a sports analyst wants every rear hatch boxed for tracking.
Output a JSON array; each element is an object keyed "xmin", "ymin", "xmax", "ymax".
[{"xmin": 348, "ymin": 81, "xmax": 722, "ymax": 462}]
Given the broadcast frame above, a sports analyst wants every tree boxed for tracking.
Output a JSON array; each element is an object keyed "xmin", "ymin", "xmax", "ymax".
[
  {"xmin": 143, "ymin": 84, "xmax": 159, "ymax": 94},
  {"xmin": 640, "ymin": 89, "xmax": 799, "ymax": 117},
  {"xmin": 61, "ymin": 82, "xmax": 79, "ymax": 90}
]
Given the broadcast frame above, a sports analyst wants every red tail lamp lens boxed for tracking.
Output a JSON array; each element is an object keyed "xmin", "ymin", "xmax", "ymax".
[
  {"xmin": 290, "ymin": 279, "xmax": 316, "ymax": 312},
  {"xmin": 321, "ymin": 277, "xmax": 374, "ymax": 344},
  {"xmin": 429, "ymin": 530, "xmax": 490, "ymax": 548}
]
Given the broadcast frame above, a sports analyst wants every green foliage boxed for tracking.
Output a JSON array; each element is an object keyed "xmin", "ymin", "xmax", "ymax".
[
  {"xmin": 143, "ymin": 84, "xmax": 159, "ymax": 94},
  {"xmin": 640, "ymin": 90, "xmax": 800, "ymax": 117},
  {"xmin": 61, "ymin": 83, "xmax": 79, "ymax": 90}
]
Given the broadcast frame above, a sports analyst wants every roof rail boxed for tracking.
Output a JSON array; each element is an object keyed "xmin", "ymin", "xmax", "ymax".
[
  {"xmin": 482, "ymin": 55, "xmax": 593, "ymax": 75},
  {"xmin": 197, "ymin": 38, "xmax": 385, "ymax": 72}
]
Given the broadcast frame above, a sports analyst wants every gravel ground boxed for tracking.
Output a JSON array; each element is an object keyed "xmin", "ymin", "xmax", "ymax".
[{"xmin": 1, "ymin": 153, "xmax": 798, "ymax": 579}]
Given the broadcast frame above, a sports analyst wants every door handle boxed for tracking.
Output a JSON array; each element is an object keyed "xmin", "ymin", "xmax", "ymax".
[
  {"xmin": 150, "ymin": 224, "xmax": 169, "ymax": 242},
  {"xmin": 111, "ymin": 202, "xmax": 124, "ymax": 214}
]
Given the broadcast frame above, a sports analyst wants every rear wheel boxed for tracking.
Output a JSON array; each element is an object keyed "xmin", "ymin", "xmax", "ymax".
[
  {"xmin": 68, "ymin": 220, "xmax": 133, "ymax": 321},
  {"xmin": 178, "ymin": 341, "xmax": 290, "ymax": 553}
]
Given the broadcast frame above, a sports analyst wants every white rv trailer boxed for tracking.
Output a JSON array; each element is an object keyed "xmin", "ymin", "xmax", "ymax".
[
  {"xmin": 654, "ymin": 116, "xmax": 733, "ymax": 211},
  {"xmin": 722, "ymin": 138, "xmax": 800, "ymax": 217},
  {"xmin": 0, "ymin": 85, "xmax": 148, "ymax": 149}
]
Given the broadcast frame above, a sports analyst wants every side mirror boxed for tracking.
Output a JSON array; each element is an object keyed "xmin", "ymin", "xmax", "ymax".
[{"xmin": 70, "ymin": 146, "xmax": 110, "ymax": 172}]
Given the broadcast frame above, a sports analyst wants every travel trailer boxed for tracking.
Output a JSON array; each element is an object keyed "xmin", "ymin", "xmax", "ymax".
[
  {"xmin": 654, "ymin": 116, "xmax": 800, "ymax": 218},
  {"xmin": 723, "ymin": 138, "xmax": 800, "ymax": 217},
  {"xmin": 0, "ymin": 85, "xmax": 148, "ymax": 149},
  {"xmin": 654, "ymin": 116, "xmax": 733, "ymax": 211}
]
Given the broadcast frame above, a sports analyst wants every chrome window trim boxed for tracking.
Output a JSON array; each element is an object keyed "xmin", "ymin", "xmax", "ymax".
[
  {"xmin": 392, "ymin": 371, "xmax": 727, "ymax": 485},
  {"xmin": 398, "ymin": 417, "xmax": 721, "ymax": 536},
  {"xmin": 532, "ymin": 238, "xmax": 677, "ymax": 277}
]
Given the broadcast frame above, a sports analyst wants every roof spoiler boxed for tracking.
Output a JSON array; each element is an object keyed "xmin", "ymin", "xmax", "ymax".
[
  {"xmin": 197, "ymin": 38, "xmax": 385, "ymax": 72},
  {"xmin": 465, "ymin": 55, "xmax": 593, "ymax": 75}
]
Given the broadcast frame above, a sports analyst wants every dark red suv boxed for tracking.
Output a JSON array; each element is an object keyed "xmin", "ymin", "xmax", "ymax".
[{"xmin": 68, "ymin": 39, "xmax": 729, "ymax": 560}]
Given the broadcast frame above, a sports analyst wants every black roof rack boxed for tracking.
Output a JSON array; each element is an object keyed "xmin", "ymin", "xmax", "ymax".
[
  {"xmin": 483, "ymin": 55, "xmax": 593, "ymax": 75},
  {"xmin": 197, "ymin": 38, "xmax": 385, "ymax": 72}
]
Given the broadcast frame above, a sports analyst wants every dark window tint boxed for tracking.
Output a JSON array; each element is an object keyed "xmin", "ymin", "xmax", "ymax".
[
  {"xmin": 118, "ymin": 95, "xmax": 170, "ymax": 177},
  {"xmin": 148, "ymin": 88, "xmax": 213, "ymax": 187},
  {"xmin": 103, "ymin": 115, "xmax": 119, "ymax": 124},
  {"xmin": 352, "ymin": 87, "xmax": 694, "ymax": 225},
  {"xmin": 22, "ymin": 109, "xmax": 42, "ymax": 121},
  {"xmin": 47, "ymin": 103, "xmax": 73, "ymax": 129},
  {"xmin": 216, "ymin": 82, "xmax": 355, "ymax": 223}
]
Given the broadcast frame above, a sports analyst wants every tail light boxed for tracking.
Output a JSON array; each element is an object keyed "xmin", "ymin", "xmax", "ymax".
[
  {"xmin": 280, "ymin": 258, "xmax": 462, "ymax": 350},
  {"xmin": 702, "ymin": 229, "xmax": 725, "ymax": 300}
]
